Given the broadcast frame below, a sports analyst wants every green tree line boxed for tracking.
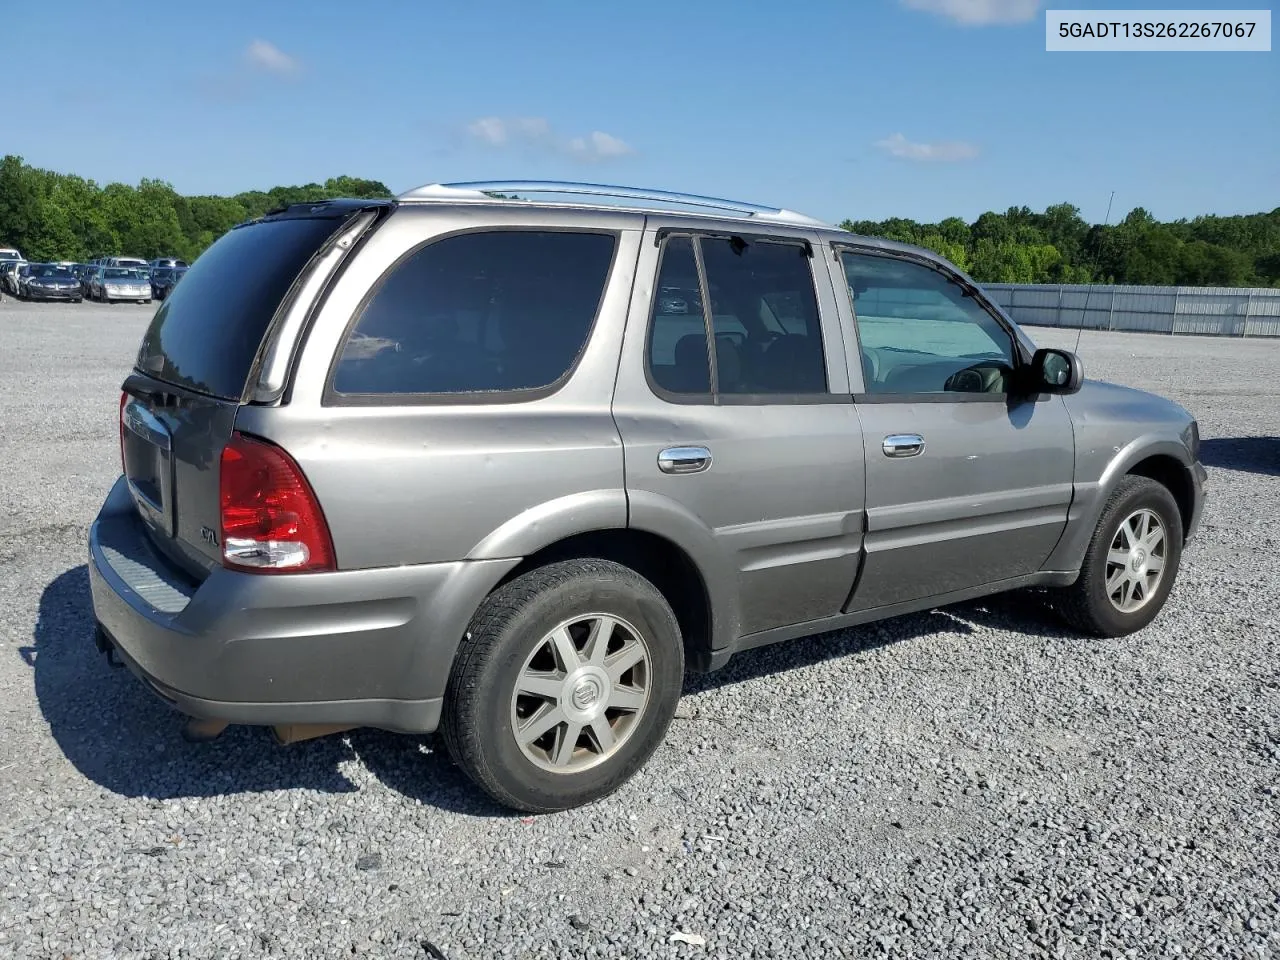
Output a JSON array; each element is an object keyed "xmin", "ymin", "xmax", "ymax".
[
  {"xmin": 841, "ymin": 202, "xmax": 1280, "ymax": 288},
  {"xmin": 0, "ymin": 155, "xmax": 392, "ymax": 265},
  {"xmin": 1, "ymin": 154, "xmax": 1276, "ymax": 287}
]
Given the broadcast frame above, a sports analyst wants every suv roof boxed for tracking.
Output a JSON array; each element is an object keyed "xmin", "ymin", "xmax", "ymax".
[
  {"xmin": 386, "ymin": 181, "xmax": 961, "ymax": 270},
  {"xmin": 395, "ymin": 180, "xmax": 834, "ymax": 228}
]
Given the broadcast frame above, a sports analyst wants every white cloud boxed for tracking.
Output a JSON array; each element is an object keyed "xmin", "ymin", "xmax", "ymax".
[
  {"xmin": 900, "ymin": 0, "xmax": 1042, "ymax": 25},
  {"xmin": 465, "ymin": 116, "xmax": 635, "ymax": 162},
  {"xmin": 467, "ymin": 117, "xmax": 509, "ymax": 145},
  {"xmin": 874, "ymin": 132, "xmax": 980, "ymax": 162},
  {"xmin": 568, "ymin": 131, "xmax": 634, "ymax": 160},
  {"xmin": 245, "ymin": 39, "xmax": 299, "ymax": 75}
]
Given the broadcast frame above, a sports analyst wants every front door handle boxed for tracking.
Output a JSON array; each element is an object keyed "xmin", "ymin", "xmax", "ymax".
[
  {"xmin": 658, "ymin": 445, "xmax": 713, "ymax": 475},
  {"xmin": 882, "ymin": 434, "xmax": 925, "ymax": 458}
]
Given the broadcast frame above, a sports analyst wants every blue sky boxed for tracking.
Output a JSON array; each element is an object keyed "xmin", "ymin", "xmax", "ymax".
[{"xmin": 5, "ymin": 0, "xmax": 1276, "ymax": 224}]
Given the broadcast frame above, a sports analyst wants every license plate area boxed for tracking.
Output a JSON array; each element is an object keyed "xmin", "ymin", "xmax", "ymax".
[{"xmin": 122, "ymin": 399, "xmax": 175, "ymax": 537}]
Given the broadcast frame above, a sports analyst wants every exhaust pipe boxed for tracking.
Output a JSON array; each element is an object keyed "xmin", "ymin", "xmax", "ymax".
[
  {"xmin": 181, "ymin": 717, "xmax": 229, "ymax": 742},
  {"xmin": 271, "ymin": 724, "xmax": 356, "ymax": 745}
]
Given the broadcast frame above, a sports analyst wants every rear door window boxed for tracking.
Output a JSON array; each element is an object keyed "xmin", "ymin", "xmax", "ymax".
[
  {"xmin": 646, "ymin": 233, "xmax": 828, "ymax": 399},
  {"xmin": 331, "ymin": 230, "xmax": 616, "ymax": 398},
  {"xmin": 136, "ymin": 212, "xmax": 357, "ymax": 400}
]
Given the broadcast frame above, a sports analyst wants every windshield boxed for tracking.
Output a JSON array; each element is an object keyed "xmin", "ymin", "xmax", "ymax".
[
  {"xmin": 104, "ymin": 268, "xmax": 140, "ymax": 279},
  {"xmin": 32, "ymin": 265, "xmax": 75, "ymax": 279}
]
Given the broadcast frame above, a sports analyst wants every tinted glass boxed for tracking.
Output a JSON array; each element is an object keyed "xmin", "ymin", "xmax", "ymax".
[
  {"xmin": 699, "ymin": 237, "xmax": 826, "ymax": 395},
  {"xmin": 841, "ymin": 251, "xmax": 1015, "ymax": 395},
  {"xmin": 137, "ymin": 213, "xmax": 351, "ymax": 399},
  {"xmin": 333, "ymin": 230, "xmax": 615, "ymax": 396},
  {"xmin": 646, "ymin": 237, "xmax": 710, "ymax": 395}
]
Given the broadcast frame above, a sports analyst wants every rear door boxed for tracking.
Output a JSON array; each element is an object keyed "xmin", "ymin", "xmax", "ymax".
[
  {"xmin": 613, "ymin": 221, "xmax": 865, "ymax": 643},
  {"xmin": 120, "ymin": 201, "xmax": 384, "ymax": 577},
  {"xmin": 828, "ymin": 245, "xmax": 1075, "ymax": 610}
]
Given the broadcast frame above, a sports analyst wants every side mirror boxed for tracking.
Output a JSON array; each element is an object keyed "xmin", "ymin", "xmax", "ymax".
[{"xmin": 1029, "ymin": 347, "xmax": 1083, "ymax": 395}]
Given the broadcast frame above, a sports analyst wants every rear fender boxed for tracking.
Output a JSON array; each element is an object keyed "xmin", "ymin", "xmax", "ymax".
[{"xmin": 465, "ymin": 490, "xmax": 628, "ymax": 560}]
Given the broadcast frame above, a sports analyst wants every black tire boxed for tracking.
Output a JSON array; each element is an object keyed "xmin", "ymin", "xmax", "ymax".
[
  {"xmin": 441, "ymin": 559, "xmax": 685, "ymax": 813},
  {"xmin": 1053, "ymin": 475, "xmax": 1183, "ymax": 637}
]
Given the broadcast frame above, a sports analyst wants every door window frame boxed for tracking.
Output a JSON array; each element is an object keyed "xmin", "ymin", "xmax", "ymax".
[
  {"xmin": 644, "ymin": 230, "xmax": 850, "ymax": 407},
  {"xmin": 831, "ymin": 242, "xmax": 1033, "ymax": 405}
]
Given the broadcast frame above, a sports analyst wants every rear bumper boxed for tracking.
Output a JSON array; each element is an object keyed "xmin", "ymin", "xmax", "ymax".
[{"xmin": 88, "ymin": 476, "xmax": 518, "ymax": 733}]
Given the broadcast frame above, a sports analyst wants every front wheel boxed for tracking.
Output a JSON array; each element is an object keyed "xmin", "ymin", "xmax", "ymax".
[
  {"xmin": 1053, "ymin": 475, "xmax": 1183, "ymax": 637},
  {"xmin": 441, "ymin": 559, "xmax": 685, "ymax": 813}
]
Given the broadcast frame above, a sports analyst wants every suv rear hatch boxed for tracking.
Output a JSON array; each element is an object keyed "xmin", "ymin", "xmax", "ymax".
[{"xmin": 120, "ymin": 199, "xmax": 388, "ymax": 578}]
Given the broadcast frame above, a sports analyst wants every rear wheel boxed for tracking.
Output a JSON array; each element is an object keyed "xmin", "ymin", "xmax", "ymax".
[
  {"xmin": 1053, "ymin": 475, "xmax": 1183, "ymax": 637},
  {"xmin": 442, "ymin": 559, "xmax": 685, "ymax": 813}
]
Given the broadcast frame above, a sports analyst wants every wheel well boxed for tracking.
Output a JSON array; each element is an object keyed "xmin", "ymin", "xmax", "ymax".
[
  {"xmin": 496, "ymin": 530, "xmax": 712, "ymax": 662},
  {"xmin": 1127, "ymin": 455, "xmax": 1193, "ymax": 536}
]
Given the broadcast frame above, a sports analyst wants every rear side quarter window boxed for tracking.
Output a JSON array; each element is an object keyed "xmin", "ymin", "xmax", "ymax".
[{"xmin": 330, "ymin": 230, "xmax": 617, "ymax": 401}]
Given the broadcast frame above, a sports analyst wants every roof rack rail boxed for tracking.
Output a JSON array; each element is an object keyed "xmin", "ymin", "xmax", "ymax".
[{"xmin": 395, "ymin": 180, "xmax": 830, "ymax": 227}]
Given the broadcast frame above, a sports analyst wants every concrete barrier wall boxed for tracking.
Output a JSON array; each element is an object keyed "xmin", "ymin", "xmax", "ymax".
[{"xmin": 982, "ymin": 284, "xmax": 1280, "ymax": 337}]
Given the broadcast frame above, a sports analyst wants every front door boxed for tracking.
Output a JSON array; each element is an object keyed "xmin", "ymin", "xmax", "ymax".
[
  {"xmin": 613, "ymin": 223, "xmax": 865, "ymax": 643},
  {"xmin": 829, "ymin": 246, "xmax": 1076, "ymax": 611}
]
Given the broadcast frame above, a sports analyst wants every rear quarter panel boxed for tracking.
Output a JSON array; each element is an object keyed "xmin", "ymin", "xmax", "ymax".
[{"xmin": 235, "ymin": 206, "xmax": 644, "ymax": 570}]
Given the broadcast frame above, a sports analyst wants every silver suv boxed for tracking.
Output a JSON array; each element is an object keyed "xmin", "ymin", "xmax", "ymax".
[{"xmin": 89, "ymin": 181, "xmax": 1207, "ymax": 812}]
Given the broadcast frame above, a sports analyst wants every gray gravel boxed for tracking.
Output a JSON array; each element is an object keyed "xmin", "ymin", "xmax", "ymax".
[{"xmin": 1, "ymin": 300, "xmax": 1277, "ymax": 959}]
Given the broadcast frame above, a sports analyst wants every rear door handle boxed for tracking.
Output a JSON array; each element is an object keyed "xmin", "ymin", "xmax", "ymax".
[
  {"xmin": 882, "ymin": 434, "xmax": 925, "ymax": 458},
  {"xmin": 658, "ymin": 445, "xmax": 713, "ymax": 474}
]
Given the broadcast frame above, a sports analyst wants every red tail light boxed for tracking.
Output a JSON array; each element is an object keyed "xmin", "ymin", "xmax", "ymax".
[
  {"xmin": 118, "ymin": 390, "xmax": 128, "ymax": 474},
  {"xmin": 219, "ymin": 432, "xmax": 335, "ymax": 574}
]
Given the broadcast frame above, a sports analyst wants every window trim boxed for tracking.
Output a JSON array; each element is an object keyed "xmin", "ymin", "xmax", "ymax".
[
  {"xmin": 322, "ymin": 226, "xmax": 621, "ymax": 408},
  {"xmin": 654, "ymin": 225, "xmax": 813, "ymax": 257},
  {"xmin": 643, "ymin": 232, "xmax": 847, "ymax": 407},
  {"xmin": 831, "ymin": 243, "xmax": 1030, "ymax": 404}
]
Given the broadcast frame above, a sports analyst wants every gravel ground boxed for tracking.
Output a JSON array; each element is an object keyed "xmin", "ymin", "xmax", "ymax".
[{"xmin": 0, "ymin": 300, "xmax": 1277, "ymax": 959}]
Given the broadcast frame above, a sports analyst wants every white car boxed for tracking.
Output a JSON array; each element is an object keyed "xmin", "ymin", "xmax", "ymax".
[
  {"xmin": 90, "ymin": 266, "xmax": 152, "ymax": 304},
  {"xmin": 2, "ymin": 260, "xmax": 28, "ymax": 296}
]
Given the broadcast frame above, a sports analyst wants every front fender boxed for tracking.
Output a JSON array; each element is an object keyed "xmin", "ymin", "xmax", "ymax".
[{"xmin": 1044, "ymin": 433, "xmax": 1194, "ymax": 572}]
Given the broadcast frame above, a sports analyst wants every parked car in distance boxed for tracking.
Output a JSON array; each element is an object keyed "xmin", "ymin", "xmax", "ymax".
[
  {"xmin": 150, "ymin": 265, "xmax": 187, "ymax": 300},
  {"xmin": 89, "ymin": 181, "xmax": 1207, "ymax": 814},
  {"xmin": 71, "ymin": 264, "xmax": 96, "ymax": 297},
  {"xmin": 107, "ymin": 256, "xmax": 151, "ymax": 271},
  {"xmin": 20, "ymin": 263, "xmax": 83, "ymax": 302},
  {"xmin": 0, "ymin": 259, "xmax": 25, "ymax": 295},
  {"xmin": 150, "ymin": 257, "xmax": 189, "ymax": 270},
  {"xmin": 10, "ymin": 262, "xmax": 33, "ymax": 297},
  {"xmin": 90, "ymin": 265, "xmax": 152, "ymax": 303},
  {"xmin": 0, "ymin": 247, "xmax": 24, "ymax": 263}
]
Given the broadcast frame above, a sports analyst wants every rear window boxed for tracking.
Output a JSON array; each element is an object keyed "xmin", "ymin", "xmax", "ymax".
[
  {"xmin": 331, "ymin": 230, "xmax": 616, "ymax": 398},
  {"xmin": 136, "ymin": 214, "xmax": 350, "ymax": 399}
]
